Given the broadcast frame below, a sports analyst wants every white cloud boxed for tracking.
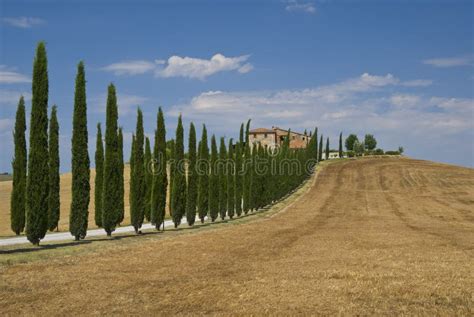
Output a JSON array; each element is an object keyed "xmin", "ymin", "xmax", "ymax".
[
  {"xmin": 101, "ymin": 54, "xmax": 253, "ymax": 79},
  {"xmin": 0, "ymin": 89, "xmax": 31, "ymax": 106},
  {"xmin": 401, "ymin": 79, "xmax": 433, "ymax": 87},
  {"xmin": 0, "ymin": 118, "xmax": 14, "ymax": 133},
  {"xmin": 0, "ymin": 65, "xmax": 31, "ymax": 84},
  {"xmin": 390, "ymin": 94, "xmax": 421, "ymax": 108},
  {"xmin": 423, "ymin": 56, "xmax": 473, "ymax": 67},
  {"xmin": 156, "ymin": 54, "xmax": 252, "ymax": 80},
  {"xmin": 92, "ymin": 93, "xmax": 149, "ymax": 115},
  {"xmin": 167, "ymin": 72, "xmax": 473, "ymax": 162},
  {"xmin": 100, "ymin": 60, "xmax": 156, "ymax": 76},
  {"xmin": 285, "ymin": 0, "xmax": 316, "ymax": 14},
  {"xmin": 1, "ymin": 17, "xmax": 45, "ymax": 28}
]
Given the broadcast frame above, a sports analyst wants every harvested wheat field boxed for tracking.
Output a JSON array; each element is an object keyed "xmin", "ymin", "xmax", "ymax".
[{"xmin": 1, "ymin": 157, "xmax": 473, "ymax": 315}]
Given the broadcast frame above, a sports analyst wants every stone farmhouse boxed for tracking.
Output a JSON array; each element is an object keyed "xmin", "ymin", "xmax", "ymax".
[{"xmin": 249, "ymin": 126, "xmax": 311, "ymax": 149}]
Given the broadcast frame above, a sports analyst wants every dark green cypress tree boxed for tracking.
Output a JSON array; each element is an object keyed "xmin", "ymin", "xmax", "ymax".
[
  {"xmin": 129, "ymin": 134, "xmax": 136, "ymax": 225},
  {"xmin": 151, "ymin": 107, "xmax": 167, "ymax": 230},
  {"xmin": 318, "ymin": 134, "xmax": 323, "ymax": 162},
  {"xmin": 169, "ymin": 139, "xmax": 175, "ymax": 221},
  {"xmin": 94, "ymin": 123, "xmax": 104, "ymax": 227},
  {"xmin": 325, "ymin": 137, "xmax": 330, "ymax": 161},
  {"xmin": 186, "ymin": 122, "xmax": 197, "ymax": 226},
  {"xmin": 218, "ymin": 137, "xmax": 228, "ymax": 220},
  {"xmin": 197, "ymin": 125, "xmax": 209, "ymax": 223},
  {"xmin": 131, "ymin": 108, "xmax": 145, "ymax": 233},
  {"xmin": 48, "ymin": 105, "xmax": 60, "ymax": 231},
  {"xmin": 234, "ymin": 123, "xmax": 244, "ymax": 216},
  {"xmin": 339, "ymin": 132, "xmax": 343, "ymax": 158},
  {"xmin": 26, "ymin": 42, "xmax": 49, "ymax": 245},
  {"xmin": 209, "ymin": 135, "xmax": 219, "ymax": 222},
  {"xmin": 314, "ymin": 128, "xmax": 318, "ymax": 163},
  {"xmin": 242, "ymin": 119, "xmax": 251, "ymax": 214},
  {"xmin": 171, "ymin": 115, "xmax": 186, "ymax": 228},
  {"xmin": 227, "ymin": 138, "xmax": 235, "ymax": 219},
  {"xmin": 116, "ymin": 127, "xmax": 124, "ymax": 225},
  {"xmin": 10, "ymin": 96, "xmax": 27, "ymax": 235},
  {"xmin": 70, "ymin": 61, "xmax": 90, "ymax": 241},
  {"xmin": 144, "ymin": 136, "xmax": 152, "ymax": 222},
  {"xmin": 102, "ymin": 84, "xmax": 120, "ymax": 236}
]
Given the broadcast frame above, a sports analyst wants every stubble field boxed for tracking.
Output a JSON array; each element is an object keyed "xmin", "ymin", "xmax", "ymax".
[{"xmin": 0, "ymin": 157, "xmax": 473, "ymax": 315}]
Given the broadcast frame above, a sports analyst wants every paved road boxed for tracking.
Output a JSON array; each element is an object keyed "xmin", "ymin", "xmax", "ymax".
[{"xmin": 0, "ymin": 218, "xmax": 192, "ymax": 246}]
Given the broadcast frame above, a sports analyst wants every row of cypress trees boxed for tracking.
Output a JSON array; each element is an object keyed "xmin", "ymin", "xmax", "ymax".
[
  {"xmin": 10, "ymin": 43, "xmax": 92, "ymax": 244},
  {"xmin": 10, "ymin": 42, "xmax": 325, "ymax": 244},
  {"xmin": 123, "ymin": 109, "xmax": 322, "ymax": 233}
]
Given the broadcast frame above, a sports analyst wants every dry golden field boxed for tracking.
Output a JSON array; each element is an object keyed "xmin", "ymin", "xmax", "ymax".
[
  {"xmin": 0, "ymin": 157, "xmax": 473, "ymax": 315},
  {"xmin": 0, "ymin": 165, "xmax": 172, "ymax": 237}
]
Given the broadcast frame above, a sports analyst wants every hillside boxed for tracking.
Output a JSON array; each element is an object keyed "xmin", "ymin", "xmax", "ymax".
[{"xmin": 1, "ymin": 157, "xmax": 472, "ymax": 314}]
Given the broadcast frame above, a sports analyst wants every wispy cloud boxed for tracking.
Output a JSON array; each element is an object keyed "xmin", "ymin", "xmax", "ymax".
[
  {"xmin": 167, "ymin": 73, "xmax": 473, "ymax": 160},
  {"xmin": 1, "ymin": 17, "xmax": 45, "ymax": 28},
  {"xmin": 0, "ymin": 65, "xmax": 31, "ymax": 84},
  {"xmin": 92, "ymin": 93, "xmax": 149, "ymax": 115},
  {"xmin": 0, "ymin": 89, "xmax": 31, "ymax": 106},
  {"xmin": 285, "ymin": 0, "xmax": 316, "ymax": 14},
  {"xmin": 100, "ymin": 60, "xmax": 156, "ymax": 75},
  {"xmin": 423, "ymin": 55, "xmax": 473, "ymax": 67},
  {"xmin": 101, "ymin": 54, "xmax": 253, "ymax": 80}
]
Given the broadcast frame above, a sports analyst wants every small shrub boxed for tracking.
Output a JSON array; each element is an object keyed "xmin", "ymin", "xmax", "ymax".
[
  {"xmin": 374, "ymin": 148, "xmax": 384, "ymax": 155},
  {"xmin": 385, "ymin": 150, "xmax": 400, "ymax": 155},
  {"xmin": 346, "ymin": 150, "xmax": 355, "ymax": 158}
]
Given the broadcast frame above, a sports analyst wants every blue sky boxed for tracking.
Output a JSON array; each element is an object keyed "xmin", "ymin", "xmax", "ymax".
[{"xmin": 0, "ymin": 0, "xmax": 473, "ymax": 172}]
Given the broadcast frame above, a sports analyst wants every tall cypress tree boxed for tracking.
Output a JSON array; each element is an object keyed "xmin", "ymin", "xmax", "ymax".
[
  {"xmin": 227, "ymin": 138, "xmax": 235, "ymax": 219},
  {"xmin": 318, "ymin": 134, "xmax": 323, "ymax": 162},
  {"xmin": 197, "ymin": 125, "xmax": 209, "ymax": 223},
  {"xmin": 129, "ymin": 134, "xmax": 136, "ymax": 225},
  {"xmin": 26, "ymin": 42, "xmax": 49, "ymax": 245},
  {"xmin": 314, "ymin": 128, "xmax": 318, "ymax": 163},
  {"xmin": 209, "ymin": 135, "xmax": 219, "ymax": 222},
  {"xmin": 144, "ymin": 137, "xmax": 152, "ymax": 222},
  {"xmin": 70, "ymin": 61, "xmax": 90, "ymax": 241},
  {"xmin": 171, "ymin": 115, "xmax": 186, "ymax": 228},
  {"xmin": 234, "ymin": 123, "xmax": 244, "ymax": 216},
  {"xmin": 186, "ymin": 122, "xmax": 197, "ymax": 226},
  {"xmin": 10, "ymin": 96, "xmax": 27, "ymax": 235},
  {"xmin": 94, "ymin": 123, "xmax": 104, "ymax": 227},
  {"xmin": 151, "ymin": 107, "xmax": 167, "ymax": 230},
  {"xmin": 131, "ymin": 108, "xmax": 145, "ymax": 233},
  {"xmin": 116, "ymin": 127, "xmax": 124, "ymax": 225},
  {"xmin": 218, "ymin": 137, "xmax": 228, "ymax": 220},
  {"xmin": 102, "ymin": 84, "xmax": 120, "ymax": 236},
  {"xmin": 325, "ymin": 137, "xmax": 330, "ymax": 160},
  {"xmin": 48, "ymin": 105, "xmax": 60, "ymax": 231},
  {"xmin": 339, "ymin": 132, "xmax": 343, "ymax": 158},
  {"xmin": 242, "ymin": 119, "xmax": 251, "ymax": 214},
  {"xmin": 169, "ymin": 139, "xmax": 175, "ymax": 221}
]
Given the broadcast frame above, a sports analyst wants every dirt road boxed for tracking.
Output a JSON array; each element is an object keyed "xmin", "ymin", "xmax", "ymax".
[{"xmin": 1, "ymin": 158, "xmax": 472, "ymax": 315}]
